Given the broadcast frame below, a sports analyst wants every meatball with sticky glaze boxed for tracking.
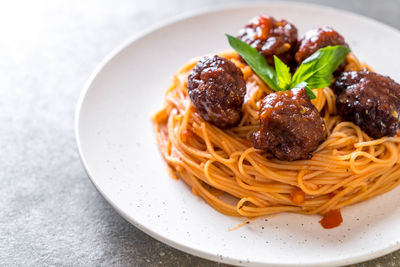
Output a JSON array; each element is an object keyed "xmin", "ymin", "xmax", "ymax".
[
  {"xmin": 295, "ymin": 27, "xmax": 348, "ymax": 72},
  {"xmin": 187, "ymin": 55, "xmax": 246, "ymax": 128},
  {"xmin": 252, "ymin": 87, "xmax": 327, "ymax": 161},
  {"xmin": 333, "ymin": 71, "xmax": 400, "ymax": 138},
  {"xmin": 238, "ymin": 15, "xmax": 298, "ymax": 66}
]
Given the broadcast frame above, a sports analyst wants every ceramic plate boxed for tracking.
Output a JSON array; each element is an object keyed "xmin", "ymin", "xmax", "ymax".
[{"xmin": 76, "ymin": 2, "xmax": 400, "ymax": 266}]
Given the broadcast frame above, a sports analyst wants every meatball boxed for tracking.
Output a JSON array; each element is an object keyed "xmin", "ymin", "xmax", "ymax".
[
  {"xmin": 187, "ymin": 55, "xmax": 246, "ymax": 128},
  {"xmin": 333, "ymin": 71, "xmax": 400, "ymax": 138},
  {"xmin": 238, "ymin": 15, "xmax": 298, "ymax": 66},
  {"xmin": 252, "ymin": 87, "xmax": 326, "ymax": 161},
  {"xmin": 295, "ymin": 27, "xmax": 348, "ymax": 71}
]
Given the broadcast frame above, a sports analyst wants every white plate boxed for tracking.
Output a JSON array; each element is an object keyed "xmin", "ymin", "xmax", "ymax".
[{"xmin": 75, "ymin": 2, "xmax": 400, "ymax": 266}]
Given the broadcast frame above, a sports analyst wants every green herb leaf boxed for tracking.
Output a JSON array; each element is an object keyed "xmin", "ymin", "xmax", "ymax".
[
  {"xmin": 225, "ymin": 34, "xmax": 348, "ymax": 100},
  {"xmin": 274, "ymin": 55, "xmax": 291, "ymax": 91},
  {"xmin": 225, "ymin": 34, "xmax": 279, "ymax": 91},
  {"xmin": 291, "ymin": 45, "xmax": 350, "ymax": 89},
  {"xmin": 293, "ymin": 81, "xmax": 317, "ymax": 100}
]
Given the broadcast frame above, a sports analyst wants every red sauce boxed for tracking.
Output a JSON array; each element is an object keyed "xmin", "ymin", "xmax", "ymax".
[
  {"xmin": 181, "ymin": 129, "xmax": 194, "ymax": 143},
  {"xmin": 290, "ymin": 189, "xmax": 305, "ymax": 205},
  {"xmin": 241, "ymin": 139, "xmax": 252, "ymax": 147},
  {"xmin": 255, "ymin": 16, "xmax": 271, "ymax": 40},
  {"xmin": 328, "ymin": 190, "xmax": 339, "ymax": 198},
  {"xmin": 328, "ymin": 187, "xmax": 344, "ymax": 198},
  {"xmin": 319, "ymin": 209, "xmax": 343, "ymax": 229}
]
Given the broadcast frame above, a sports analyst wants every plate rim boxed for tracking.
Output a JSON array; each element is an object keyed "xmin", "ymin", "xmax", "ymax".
[{"xmin": 75, "ymin": 2, "xmax": 400, "ymax": 266}]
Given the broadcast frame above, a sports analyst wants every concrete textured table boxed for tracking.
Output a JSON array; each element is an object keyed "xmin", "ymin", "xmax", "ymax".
[{"xmin": 2, "ymin": 0, "xmax": 400, "ymax": 266}]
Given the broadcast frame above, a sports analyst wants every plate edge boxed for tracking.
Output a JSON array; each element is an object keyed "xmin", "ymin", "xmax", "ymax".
[{"xmin": 74, "ymin": 2, "xmax": 400, "ymax": 266}]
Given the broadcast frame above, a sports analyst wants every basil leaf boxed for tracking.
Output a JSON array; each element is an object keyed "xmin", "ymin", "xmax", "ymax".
[
  {"xmin": 293, "ymin": 81, "xmax": 317, "ymax": 100},
  {"xmin": 291, "ymin": 45, "xmax": 350, "ymax": 89},
  {"xmin": 274, "ymin": 55, "xmax": 291, "ymax": 91},
  {"xmin": 305, "ymin": 87, "xmax": 317, "ymax": 100},
  {"xmin": 275, "ymin": 58, "xmax": 315, "ymax": 99},
  {"xmin": 225, "ymin": 35, "xmax": 344, "ymax": 100},
  {"xmin": 226, "ymin": 34, "xmax": 279, "ymax": 91}
]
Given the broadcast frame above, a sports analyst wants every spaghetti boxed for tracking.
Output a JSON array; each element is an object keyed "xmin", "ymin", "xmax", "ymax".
[{"xmin": 152, "ymin": 50, "xmax": 400, "ymax": 225}]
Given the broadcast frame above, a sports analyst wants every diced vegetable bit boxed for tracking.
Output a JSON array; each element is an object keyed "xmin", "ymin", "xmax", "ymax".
[
  {"xmin": 290, "ymin": 189, "xmax": 305, "ymax": 205},
  {"xmin": 319, "ymin": 209, "xmax": 343, "ymax": 229}
]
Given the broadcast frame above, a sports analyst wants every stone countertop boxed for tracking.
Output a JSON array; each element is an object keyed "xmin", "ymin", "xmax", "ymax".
[{"xmin": 1, "ymin": 0, "xmax": 400, "ymax": 266}]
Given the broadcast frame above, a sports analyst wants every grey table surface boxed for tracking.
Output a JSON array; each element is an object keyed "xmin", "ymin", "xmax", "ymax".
[{"xmin": 2, "ymin": 0, "xmax": 400, "ymax": 266}]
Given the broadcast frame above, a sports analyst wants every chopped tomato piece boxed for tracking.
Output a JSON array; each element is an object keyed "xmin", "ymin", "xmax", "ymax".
[
  {"xmin": 319, "ymin": 209, "xmax": 343, "ymax": 229},
  {"xmin": 290, "ymin": 189, "xmax": 305, "ymax": 205}
]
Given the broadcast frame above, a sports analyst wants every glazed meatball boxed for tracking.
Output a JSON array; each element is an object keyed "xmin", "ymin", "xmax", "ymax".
[
  {"xmin": 187, "ymin": 55, "xmax": 246, "ymax": 128},
  {"xmin": 252, "ymin": 87, "xmax": 326, "ymax": 161},
  {"xmin": 238, "ymin": 15, "xmax": 298, "ymax": 66},
  {"xmin": 295, "ymin": 27, "xmax": 348, "ymax": 71},
  {"xmin": 333, "ymin": 71, "xmax": 400, "ymax": 138}
]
